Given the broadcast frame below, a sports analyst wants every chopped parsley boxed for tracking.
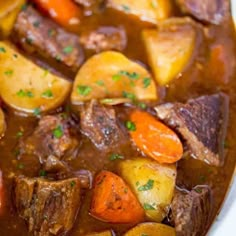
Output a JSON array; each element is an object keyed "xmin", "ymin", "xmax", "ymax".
[
  {"xmin": 33, "ymin": 107, "xmax": 41, "ymax": 116},
  {"xmin": 77, "ymin": 85, "xmax": 92, "ymax": 96},
  {"xmin": 42, "ymin": 90, "xmax": 53, "ymax": 98},
  {"xmin": 33, "ymin": 21, "xmax": 40, "ymax": 28},
  {"xmin": 26, "ymin": 37, "xmax": 33, "ymax": 45},
  {"xmin": 125, "ymin": 120, "xmax": 136, "ymax": 131},
  {"xmin": 143, "ymin": 77, "xmax": 151, "ymax": 88},
  {"xmin": 151, "ymin": 0, "xmax": 157, "ymax": 9},
  {"xmin": 194, "ymin": 188, "xmax": 203, "ymax": 194},
  {"xmin": 70, "ymin": 180, "xmax": 76, "ymax": 187},
  {"xmin": 122, "ymin": 4, "xmax": 130, "ymax": 12},
  {"xmin": 141, "ymin": 234, "xmax": 149, "ymax": 236},
  {"xmin": 119, "ymin": 70, "xmax": 139, "ymax": 80},
  {"xmin": 55, "ymin": 55, "xmax": 62, "ymax": 62},
  {"xmin": 0, "ymin": 47, "xmax": 6, "ymax": 53},
  {"xmin": 112, "ymin": 74, "xmax": 121, "ymax": 81},
  {"xmin": 138, "ymin": 179, "xmax": 154, "ymax": 191},
  {"xmin": 16, "ymin": 89, "xmax": 34, "ymax": 98},
  {"xmin": 143, "ymin": 203, "xmax": 156, "ymax": 210},
  {"xmin": 17, "ymin": 163, "xmax": 24, "ymax": 169},
  {"xmin": 39, "ymin": 170, "xmax": 47, "ymax": 177},
  {"xmin": 96, "ymin": 80, "xmax": 105, "ymax": 86},
  {"xmin": 48, "ymin": 29, "xmax": 56, "ymax": 37},
  {"xmin": 109, "ymin": 153, "xmax": 124, "ymax": 161},
  {"xmin": 63, "ymin": 46, "xmax": 73, "ymax": 54},
  {"xmin": 16, "ymin": 131, "xmax": 24, "ymax": 138},
  {"xmin": 53, "ymin": 125, "xmax": 63, "ymax": 139},
  {"xmin": 4, "ymin": 70, "xmax": 13, "ymax": 76},
  {"xmin": 122, "ymin": 91, "xmax": 136, "ymax": 100},
  {"xmin": 137, "ymin": 102, "xmax": 147, "ymax": 109}
]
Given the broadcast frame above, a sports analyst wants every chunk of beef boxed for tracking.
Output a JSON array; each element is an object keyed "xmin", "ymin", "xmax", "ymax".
[
  {"xmin": 14, "ymin": 177, "xmax": 81, "ymax": 236},
  {"xmin": 80, "ymin": 100, "xmax": 128, "ymax": 151},
  {"xmin": 155, "ymin": 93, "xmax": 229, "ymax": 166},
  {"xmin": 80, "ymin": 26, "xmax": 127, "ymax": 52},
  {"xmin": 176, "ymin": 0, "xmax": 230, "ymax": 25},
  {"xmin": 171, "ymin": 186, "xmax": 212, "ymax": 236},
  {"xmin": 19, "ymin": 114, "xmax": 80, "ymax": 163},
  {"xmin": 13, "ymin": 6, "xmax": 84, "ymax": 73}
]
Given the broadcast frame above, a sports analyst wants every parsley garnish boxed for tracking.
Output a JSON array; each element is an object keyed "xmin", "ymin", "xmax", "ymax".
[
  {"xmin": 17, "ymin": 163, "xmax": 24, "ymax": 169},
  {"xmin": 39, "ymin": 170, "xmax": 47, "ymax": 177},
  {"xmin": 70, "ymin": 181, "xmax": 76, "ymax": 187},
  {"xmin": 16, "ymin": 131, "xmax": 23, "ymax": 138},
  {"xmin": 109, "ymin": 153, "xmax": 124, "ymax": 161},
  {"xmin": 33, "ymin": 21, "xmax": 40, "ymax": 27},
  {"xmin": 0, "ymin": 47, "xmax": 6, "ymax": 53},
  {"xmin": 143, "ymin": 203, "xmax": 156, "ymax": 210},
  {"xmin": 143, "ymin": 77, "xmax": 151, "ymax": 88},
  {"xmin": 42, "ymin": 90, "xmax": 53, "ymax": 98},
  {"xmin": 63, "ymin": 46, "xmax": 73, "ymax": 54},
  {"xmin": 112, "ymin": 74, "xmax": 121, "ymax": 81},
  {"xmin": 122, "ymin": 91, "xmax": 136, "ymax": 100},
  {"xmin": 138, "ymin": 179, "xmax": 154, "ymax": 191},
  {"xmin": 4, "ymin": 70, "xmax": 13, "ymax": 76},
  {"xmin": 48, "ymin": 29, "xmax": 56, "ymax": 37},
  {"xmin": 16, "ymin": 89, "xmax": 34, "ymax": 98},
  {"xmin": 77, "ymin": 85, "xmax": 92, "ymax": 96},
  {"xmin": 53, "ymin": 125, "xmax": 63, "ymax": 139},
  {"xmin": 33, "ymin": 107, "xmax": 41, "ymax": 116},
  {"xmin": 96, "ymin": 80, "xmax": 105, "ymax": 86},
  {"xmin": 122, "ymin": 5, "xmax": 130, "ymax": 12},
  {"xmin": 125, "ymin": 121, "xmax": 136, "ymax": 131}
]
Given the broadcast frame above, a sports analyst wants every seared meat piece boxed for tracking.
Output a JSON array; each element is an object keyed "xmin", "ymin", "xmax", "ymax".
[
  {"xmin": 176, "ymin": 0, "xmax": 230, "ymax": 25},
  {"xmin": 14, "ymin": 177, "xmax": 81, "ymax": 236},
  {"xmin": 155, "ymin": 93, "xmax": 229, "ymax": 166},
  {"xmin": 171, "ymin": 186, "xmax": 212, "ymax": 236},
  {"xmin": 19, "ymin": 114, "xmax": 80, "ymax": 163},
  {"xmin": 13, "ymin": 6, "xmax": 84, "ymax": 73},
  {"xmin": 80, "ymin": 26, "xmax": 127, "ymax": 52},
  {"xmin": 80, "ymin": 100, "xmax": 127, "ymax": 150}
]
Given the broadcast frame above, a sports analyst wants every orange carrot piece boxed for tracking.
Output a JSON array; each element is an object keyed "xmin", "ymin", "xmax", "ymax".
[
  {"xmin": 129, "ymin": 110, "xmax": 183, "ymax": 164},
  {"xmin": 90, "ymin": 170, "xmax": 144, "ymax": 224},
  {"xmin": 32, "ymin": 0, "xmax": 82, "ymax": 28}
]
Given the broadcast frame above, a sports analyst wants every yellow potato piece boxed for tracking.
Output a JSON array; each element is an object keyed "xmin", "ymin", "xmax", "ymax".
[
  {"xmin": 71, "ymin": 51, "xmax": 157, "ymax": 104},
  {"xmin": 0, "ymin": 0, "xmax": 25, "ymax": 38},
  {"xmin": 124, "ymin": 223, "xmax": 176, "ymax": 236},
  {"xmin": 106, "ymin": 0, "xmax": 173, "ymax": 24},
  {"xmin": 0, "ymin": 41, "xmax": 72, "ymax": 114},
  {"xmin": 86, "ymin": 230, "xmax": 114, "ymax": 236},
  {"xmin": 142, "ymin": 18, "xmax": 196, "ymax": 85},
  {"xmin": 119, "ymin": 158, "xmax": 176, "ymax": 222},
  {"xmin": 0, "ymin": 108, "xmax": 6, "ymax": 138}
]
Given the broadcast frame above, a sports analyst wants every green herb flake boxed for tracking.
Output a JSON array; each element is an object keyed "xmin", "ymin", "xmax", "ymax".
[
  {"xmin": 4, "ymin": 69, "xmax": 13, "ymax": 76},
  {"xmin": 151, "ymin": 0, "xmax": 157, "ymax": 9},
  {"xmin": 13, "ymin": 54, "xmax": 18, "ymax": 58},
  {"xmin": 137, "ymin": 102, "xmax": 147, "ymax": 109},
  {"xmin": 16, "ymin": 131, "xmax": 23, "ymax": 138},
  {"xmin": 55, "ymin": 55, "xmax": 62, "ymax": 62},
  {"xmin": 138, "ymin": 179, "xmax": 154, "ymax": 191},
  {"xmin": 21, "ymin": 3, "xmax": 28, "ymax": 11},
  {"xmin": 0, "ymin": 47, "xmax": 6, "ymax": 53},
  {"xmin": 48, "ymin": 29, "xmax": 56, "ymax": 37},
  {"xmin": 39, "ymin": 170, "xmax": 47, "ymax": 177},
  {"xmin": 42, "ymin": 90, "xmax": 53, "ymax": 98},
  {"xmin": 136, "ymin": 181, "xmax": 140, "ymax": 186},
  {"xmin": 16, "ymin": 89, "xmax": 34, "ymax": 98},
  {"xmin": 63, "ymin": 46, "xmax": 73, "ymax": 54},
  {"xmin": 143, "ymin": 77, "xmax": 151, "ymax": 88},
  {"xmin": 96, "ymin": 80, "xmax": 105, "ymax": 86},
  {"xmin": 112, "ymin": 74, "xmax": 121, "ymax": 81},
  {"xmin": 13, "ymin": 149, "xmax": 20, "ymax": 157},
  {"xmin": 26, "ymin": 37, "xmax": 33, "ymax": 45},
  {"xmin": 122, "ymin": 4, "xmax": 130, "ymax": 12},
  {"xmin": 125, "ymin": 120, "xmax": 136, "ymax": 131},
  {"xmin": 194, "ymin": 188, "xmax": 203, "ymax": 194},
  {"xmin": 53, "ymin": 125, "xmax": 63, "ymax": 139},
  {"xmin": 70, "ymin": 181, "xmax": 76, "ymax": 187},
  {"xmin": 109, "ymin": 153, "xmax": 124, "ymax": 161},
  {"xmin": 143, "ymin": 203, "xmax": 156, "ymax": 210},
  {"xmin": 101, "ymin": 98, "xmax": 114, "ymax": 104},
  {"xmin": 141, "ymin": 234, "xmax": 149, "ymax": 236},
  {"xmin": 77, "ymin": 85, "xmax": 92, "ymax": 96},
  {"xmin": 122, "ymin": 91, "xmax": 136, "ymax": 100},
  {"xmin": 17, "ymin": 163, "xmax": 24, "ymax": 169},
  {"xmin": 33, "ymin": 21, "xmax": 40, "ymax": 28},
  {"xmin": 33, "ymin": 107, "xmax": 41, "ymax": 116}
]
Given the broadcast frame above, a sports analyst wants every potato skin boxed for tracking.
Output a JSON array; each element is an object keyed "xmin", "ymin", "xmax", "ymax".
[
  {"xmin": 0, "ymin": 41, "xmax": 71, "ymax": 115},
  {"xmin": 119, "ymin": 158, "xmax": 176, "ymax": 222},
  {"xmin": 124, "ymin": 222, "xmax": 176, "ymax": 236}
]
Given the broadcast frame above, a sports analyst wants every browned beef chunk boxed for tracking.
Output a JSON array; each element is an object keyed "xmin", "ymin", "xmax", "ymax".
[
  {"xmin": 80, "ymin": 26, "xmax": 127, "ymax": 52},
  {"xmin": 19, "ymin": 114, "xmax": 80, "ymax": 163},
  {"xmin": 171, "ymin": 186, "xmax": 212, "ymax": 236},
  {"xmin": 14, "ymin": 177, "xmax": 81, "ymax": 236},
  {"xmin": 80, "ymin": 100, "xmax": 128, "ymax": 151},
  {"xmin": 155, "ymin": 93, "xmax": 229, "ymax": 166},
  {"xmin": 176, "ymin": 0, "xmax": 230, "ymax": 25},
  {"xmin": 13, "ymin": 6, "xmax": 84, "ymax": 73}
]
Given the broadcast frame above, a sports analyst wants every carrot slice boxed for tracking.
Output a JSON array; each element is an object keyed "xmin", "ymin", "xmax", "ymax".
[
  {"xmin": 32, "ymin": 0, "xmax": 82, "ymax": 28},
  {"xmin": 90, "ymin": 170, "xmax": 144, "ymax": 224},
  {"xmin": 129, "ymin": 110, "xmax": 183, "ymax": 163}
]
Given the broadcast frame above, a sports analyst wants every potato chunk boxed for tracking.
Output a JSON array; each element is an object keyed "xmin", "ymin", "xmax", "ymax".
[
  {"xmin": 106, "ymin": 0, "xmax": 173, "ymax": 24},
  {"xmin": 142, "ymin": 18, "xmax": 196, "ymax": 85},
  {"xmin": 119, "ymin": 158, "xmax": 176, "ymax": 222},
  {"xmin": 71, "ymin": 51, "xmax": 157, "ymax": 104},
  {"xmin": 0, "ymin": 0, "xmax": 25, "ymax": 38},
  {"xmin": 0, "ymin": 108, "xmax": 6, "ymax": 138},
  {"xmin": 124, "ymin": 223, "xmax": 175, "ymax": 236},
  {"xmin": 0, "ymin": 41, "xmax": 71, "ymax": 114}
]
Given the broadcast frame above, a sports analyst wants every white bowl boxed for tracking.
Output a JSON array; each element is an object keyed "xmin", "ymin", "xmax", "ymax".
[{"xmin": 208, "ymin": 1, "xmax": 236, "ymax": 235}]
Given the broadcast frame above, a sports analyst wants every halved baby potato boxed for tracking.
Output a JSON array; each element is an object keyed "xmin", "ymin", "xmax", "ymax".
[
  {"xmin": 0, "ymin": 0, "xmax": 25, "ymax": 38},
  {"xmin": 0, "ymin": 108, "xmax": 6, "ymax": 138},
  {"xmin": 106, "ymin": 0, "xmax": 173, "ymax": 24},
  {"xmin": 71, "ymin": 51, "xmax": 157, "ymax": 104},
  {"xmin": 0, "ymin": 41, "xmax": 71, "ymax": 114},
  {"xmin": 119, "ymin": 158, "xmax": 176, "ymax": 222},
  {"xmin": 142, "ymin": 17, "xmax": 196, "ymax": 85},
  {"xmin": 124, "ymin": 223, "xmax": 175, "ymax": 236}
]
